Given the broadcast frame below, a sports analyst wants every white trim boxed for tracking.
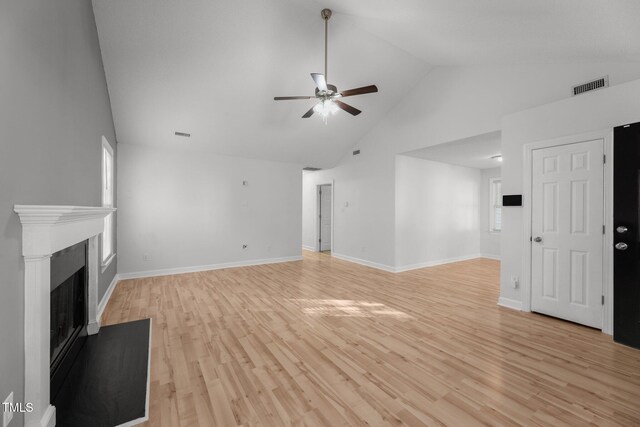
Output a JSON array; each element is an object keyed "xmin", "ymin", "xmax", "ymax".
[
  {"xmin": 315, "ymin": 181, "xmax": 334, "ymax": 252},
  {"xmin": 302, "ymin": 245, "xmax": 315, "ymax": 252},
  {"xmin": 498, "ymin": 297, "xmax": 523, "ymax": 311},
  {"xmin": 480, "ymin": 254, "xmax": 501, "ymax": 261},
  {"xmin": 97, "ymin": 274, "xmax": 120, "ymax": 323},
  {"xmin": 395, "ymin": 254, "xmax": 484, "ymax": 273},
  {"xmin": 41, "ymin": 404, "xmax": 56, "ymax": 427},
  {"xmin": 117, "ymin": 256, "xmax": 304, "ymax": 280},
  {"xmin": 13, "ymin": 205, "xmax": 114, "ymax": 427},
  {"xmin": 520, "ymin": 128, "xmax": 613, "ymax": 335},
  {"xmin": 101, "ymin": 252, "xmax": 116, "ymax": 273},
  {"xmin": 331, "ymin": 252, "xmax": 396, "ymax": 273},
  {"xmin": 114, "ymin": 319, "xmax": 152, "ymax": 427}
]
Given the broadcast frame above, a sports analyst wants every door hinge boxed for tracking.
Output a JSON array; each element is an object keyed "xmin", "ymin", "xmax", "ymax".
[
  {"xmin": 603, "ymin": 225, "xmax": 606, "ymax": 234},
  {"xmin": 603, "ymin": 154, "xmax": 606, "ymax": 164},
  {"xmin": 529, "ymin": 236, "xmax": 532, "ymax": 242},
  {"xmin": 602, "ymin": 295, "xmax": 605, "ymax": 305}
]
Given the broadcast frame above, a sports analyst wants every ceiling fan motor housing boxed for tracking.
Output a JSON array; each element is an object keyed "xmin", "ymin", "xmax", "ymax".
[{"xmin": 315, "ymin": 84, "xmax": 338, "ymax": 98}]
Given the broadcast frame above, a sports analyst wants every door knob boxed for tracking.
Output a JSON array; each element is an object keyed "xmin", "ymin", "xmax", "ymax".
[
  {"xmin": 617, "ymin": 226, "xmax": 629, "ymax": 234},
  {"xmin": 615, "ymin": 242, "xmax": 628, "ymax": 251},
  {"xmin": 533, "ymin": 236, "xmax": 542, "ymax": 243}
]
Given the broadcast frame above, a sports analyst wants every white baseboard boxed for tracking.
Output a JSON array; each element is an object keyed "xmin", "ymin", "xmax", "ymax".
[
  {"xmin": 331, "ymin": 252, "xmax": 396, "ymax": 273},
  {"xmin": 97, "ymin": 273, "xmax": 120, "ymax": 322},
  {"xmin": 302, "ymin": 245, "xmax": 315, "ymax": 252},
  {"xmin": 480, "ymin": 254, "xmax": 501, "ymax": 261},
  {"xmin": 117, "ymin": 255, "xmax": 304, "ymax": 280},
  {"xmin": 498, "ymin": 297, "xmax": 523, "ymax": 311},
  {"xmin": 395, "ymin": 254, "xmax": 484, "ymax": 273}
]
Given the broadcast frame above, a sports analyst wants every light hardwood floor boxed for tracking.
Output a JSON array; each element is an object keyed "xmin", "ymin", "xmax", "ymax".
[{"xmin": 102, "ymin": 252, "xmax": 640, "ymax": 426}]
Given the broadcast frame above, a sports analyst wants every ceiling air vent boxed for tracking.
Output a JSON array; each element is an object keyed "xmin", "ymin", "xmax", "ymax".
[
  {"xmin": 572, "ymin": 76, "xmax": 609, "ymax": 96},
  {"xmin": 302, "ymin": 167, "xmax": 322, "ymax": 171},
  {"xmin": 353, "ymin": 149, "xmax": 361, "ymax": 156}
]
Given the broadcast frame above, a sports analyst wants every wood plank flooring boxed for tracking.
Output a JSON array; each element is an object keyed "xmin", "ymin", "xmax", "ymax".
[{"xmin": 102, "ymin": 252, "xmax": 640, "ymax": 426}]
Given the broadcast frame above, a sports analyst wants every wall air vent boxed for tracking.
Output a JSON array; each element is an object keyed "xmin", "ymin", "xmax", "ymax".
[
  {"xmin": 302, "ymin": 167, "xmax": 322, "ymax": 171},
  {"xmin": 572, "ymin": 76, "xmax": 609, "ymax": 96}
]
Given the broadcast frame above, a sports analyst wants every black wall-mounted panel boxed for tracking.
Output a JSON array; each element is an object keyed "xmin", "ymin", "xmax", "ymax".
[{"xmin": 503, "ymin": 195, "xmax": 522, "ymax": 207}]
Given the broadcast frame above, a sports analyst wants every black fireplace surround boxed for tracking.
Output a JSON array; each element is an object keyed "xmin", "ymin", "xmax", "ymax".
[{"xmin": 50, "ymin": 240, "xmax": 88, "ymax": 401}]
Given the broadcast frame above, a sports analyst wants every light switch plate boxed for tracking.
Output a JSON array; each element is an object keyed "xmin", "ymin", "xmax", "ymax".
[{"xmin": 3, "ymin": 392, "xmax": 13, "ymax": 427}]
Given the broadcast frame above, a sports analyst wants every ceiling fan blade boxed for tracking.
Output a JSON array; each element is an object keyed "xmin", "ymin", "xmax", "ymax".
[
  {"xmin": 335, "ymin": 100, "xmax": 361, "ymax": 116},
  {"xmin": 339, "ymin": 85, "xmax": 378, "ymax": 98},
  {"xmin": 274, "ymin": 96, "xmax": 314, "ymax": 100},
  {"xmin": 311, "ymin": 73, "xmax": 328, "ymax": 92},
  {"xmin": 302, "ymin": 105, "xmax": 316, "ymax": 118}
]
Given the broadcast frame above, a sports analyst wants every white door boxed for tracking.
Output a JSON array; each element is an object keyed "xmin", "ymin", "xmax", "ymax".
[
  {"xmin": 531, "ymin": 139, "xmax": 604, "ymax": 328},
  {"xmin": 319, "ymin": 185, "xmax": 332, "ymax": 251}
]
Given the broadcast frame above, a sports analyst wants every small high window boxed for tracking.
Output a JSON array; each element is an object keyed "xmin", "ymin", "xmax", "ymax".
[
  {"xmin": 102, "ymin": 137, "xmax": 115, "ymax": 267},
  {"xmin": 490, "ymin": 178, "xmax": 502, "ymax": 232}
]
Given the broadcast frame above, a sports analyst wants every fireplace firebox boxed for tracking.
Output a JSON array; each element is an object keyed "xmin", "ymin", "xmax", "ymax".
[{"xmin": 50, "ymin": 240, "xmax": 88, "ymax": 401}]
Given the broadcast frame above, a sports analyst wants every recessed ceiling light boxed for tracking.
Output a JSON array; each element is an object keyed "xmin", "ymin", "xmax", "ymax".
[
  {"xmin": 175, "ymin": 131, "xmax": 191, "ymax": 137},
  {"xmin": 491, "ymin": 155, "xmax": 503, "ymax": 162}
]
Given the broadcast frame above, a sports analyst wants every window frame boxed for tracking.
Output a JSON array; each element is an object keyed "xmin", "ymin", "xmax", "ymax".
[
  {"xmin": 101, "ymin": 137, "xmax": 115, "ymax": 270},
  {"xmin": 489, "ymin": 177, "xmax": 502, "ymax": 233}
]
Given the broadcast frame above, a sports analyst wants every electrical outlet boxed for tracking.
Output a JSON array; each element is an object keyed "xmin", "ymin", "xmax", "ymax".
[
  {"xmin": 3, "ymin": 392, "xmax": 13, "ymax": 427},
  {"xmin": 511, "ymin": 276, "xmax": 519, "ymax": 289}
]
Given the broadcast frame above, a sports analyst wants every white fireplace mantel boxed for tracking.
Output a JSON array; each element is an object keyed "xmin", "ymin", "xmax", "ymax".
[{"xmin": 14, "ymin": 205, "xmax": 115, "ymax": 427}]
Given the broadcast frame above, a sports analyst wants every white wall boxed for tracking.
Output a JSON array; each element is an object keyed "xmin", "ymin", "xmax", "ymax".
[
  {"xmin": 500, "ymin": 78, "xmax": 640, "ymax": 307},
  {"xmin": 480, "ymin": 167, "xmax": 502, "ymax": 259},
  {"xmin": 395, "ymin": 156, "xmax": 481, "ymax": 270},
  {"xmin": 301, "ymin": 146, "xmax": 397, "ymax": 270},
  {"xmin": 308, "ymin": 63, "xmax": 640, "ymax": 272},
  {"xmin": 118, "ymin": 144, "xmax": 302, "ymax": 276},
  {"xmin": 0, "ymin": 1, "xmax": 117, "ymax": 422}
]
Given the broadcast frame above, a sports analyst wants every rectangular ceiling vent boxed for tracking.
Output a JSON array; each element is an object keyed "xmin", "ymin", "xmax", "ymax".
[
  {"xmin": 353, "ymin": 149, "xmax": 361, "ymax": 156},
  {"xmin": 572, "ymin": 76, "xmax": 609, "ymax": 96},
  {"xmin": 302, "ymin": 167, "xmax": 322, "ymax": 171}
]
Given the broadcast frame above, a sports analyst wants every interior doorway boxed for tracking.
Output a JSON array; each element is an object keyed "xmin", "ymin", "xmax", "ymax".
[{"xmin": 318, "ymin": 184, "xmax": 332, "ymax": 253}]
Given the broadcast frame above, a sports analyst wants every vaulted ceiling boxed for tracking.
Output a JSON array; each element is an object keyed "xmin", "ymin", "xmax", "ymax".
[{"xmin": 92, "ymin": 0, "xmax": 640, "ymax": 168}]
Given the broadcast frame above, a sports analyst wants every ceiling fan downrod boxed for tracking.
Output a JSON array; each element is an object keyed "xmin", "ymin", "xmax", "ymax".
[{"xmin": 321, "ymin": 9, "xmax": 331, "ymax": 83}]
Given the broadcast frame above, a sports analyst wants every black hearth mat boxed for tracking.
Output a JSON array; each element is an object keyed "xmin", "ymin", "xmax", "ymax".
[{"xmin": 53, "ymin": 318, "xmax": 151, "ymax": 427}]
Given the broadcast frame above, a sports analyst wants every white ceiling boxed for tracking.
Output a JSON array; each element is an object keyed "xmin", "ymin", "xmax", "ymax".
[
  {"xmin": 403, "ymin": 131, "xmax": 502, "ymax": 170},
  {"xmin": 308, "ymin": 0, "xmax": 640, "ymax": 65},
  {"xmin": 92, "ymin": 0, "xmax": 429, "ymax": 168},
  {"xmin": 92, "ymin": 0, "xmax": 640, "ymax": 167}
]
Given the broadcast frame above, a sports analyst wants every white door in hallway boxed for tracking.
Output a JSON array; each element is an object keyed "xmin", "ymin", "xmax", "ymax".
[
  {"xmin": 531, "ymin": 139, "xmax": 604, "ymax": 328},
  {"xmin": 319, "ymin": 185, "xmax": 332, "ymax": 251}
]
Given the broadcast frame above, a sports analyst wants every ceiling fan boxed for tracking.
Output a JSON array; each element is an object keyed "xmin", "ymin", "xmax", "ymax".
[{"xmin": 274, "ymin": 8, "xmax": 378, "ymax": 119}]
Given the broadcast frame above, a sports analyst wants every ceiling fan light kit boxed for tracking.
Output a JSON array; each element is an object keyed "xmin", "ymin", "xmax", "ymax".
[{"xmin": 274, "ymin": 8, "xmax": 378, "ymax": 122}]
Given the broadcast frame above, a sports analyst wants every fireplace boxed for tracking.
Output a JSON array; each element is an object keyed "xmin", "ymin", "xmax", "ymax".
[
  {"xmin": 50, "ymin": 240, "xmax": 88, "ymax": 401},
  {"xmin": 14, "ymin": 205, "xmax": 115, "ymax": 427}
]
